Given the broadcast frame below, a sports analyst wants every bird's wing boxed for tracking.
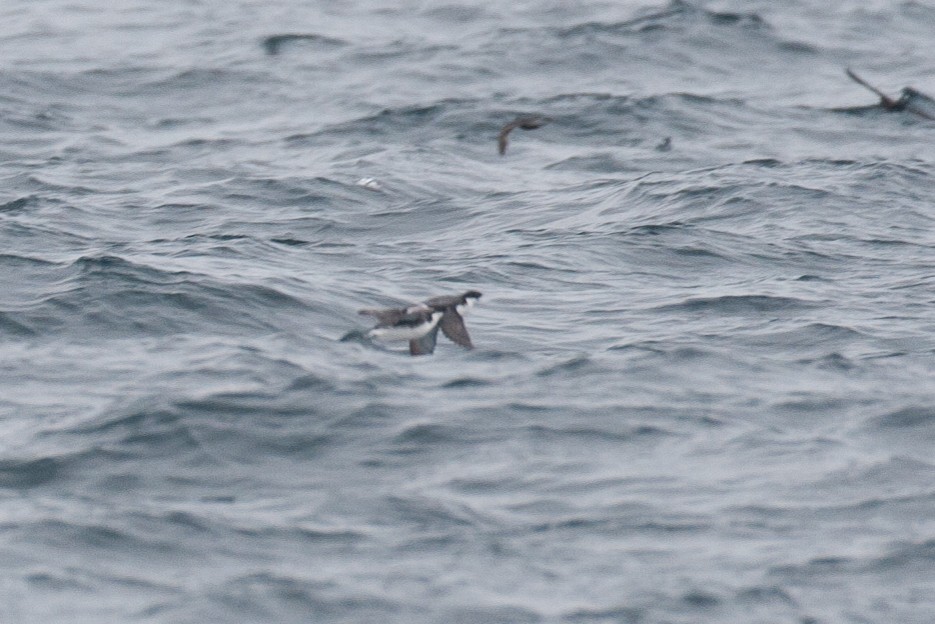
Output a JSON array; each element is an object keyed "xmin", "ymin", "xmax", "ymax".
[
  {"xmin": 498, "ymin": 122, "xmax": 518, "ymax": 155},
  {"xmin": 358, "ymin": 307, "xmax": 404, "ymax": 325},
  {"xmin": 439, "ymin": 310, "xmax": 473, "ymax": 348}
]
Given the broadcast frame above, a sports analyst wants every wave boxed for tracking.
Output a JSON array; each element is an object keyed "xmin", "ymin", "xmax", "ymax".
[
  {"xmin": 771, "ymin": 537, "xmax": 935, "ymax": 580},
  {"xmin": 874, "ymin": 406, "xmax": 935, "ymax": 432},
  {"xmin": 556, "ymin": 1, "xmax": 768, "ymax": 38},
  {"xmin": 1, "ymin": 254, "xmax": 312, "ymax": 339},
  {"xmin": 0, "ymin": 196, "xmax": 38, "ymax": 213},
  {"xmin": 0, "ymin": 456, "xmax": 60, "ymax": 489},
  {"xmin": 656, "ymin": 294, "xmax": 817, "ymax": 314},
  {"xmin": 261, "ymin": 33, "xmax": 347, "ymax": 56}
]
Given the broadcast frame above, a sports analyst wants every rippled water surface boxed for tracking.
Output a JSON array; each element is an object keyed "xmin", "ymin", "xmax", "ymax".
[{"xmin": 2, "ymin": 1, "xmax": 935, "ymax": 622}]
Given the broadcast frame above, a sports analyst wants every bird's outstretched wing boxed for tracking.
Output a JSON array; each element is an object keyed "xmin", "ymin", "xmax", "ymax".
[
  {"xmin": 498, "ymin": 116, "xmax": 551, "ymax": 155},
  {"xmin": 439, "ymin": 310, "xmax": 473, "ymax": 348},
  {"xmin": 497, "ymin": 121, "xmax": 520, "ymax": 155},
  {"xmin": 359, "ymin": 303, "xmax": 430, "ymax": 326},
  {"xmin": 358, "ymin": 308, "xmax": 405, "ymax": 325}
]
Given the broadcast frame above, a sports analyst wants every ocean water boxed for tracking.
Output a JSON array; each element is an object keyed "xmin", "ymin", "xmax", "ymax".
[{"xmin": 2, "ymin": 1, "xmax": 934, "ymax": 622}]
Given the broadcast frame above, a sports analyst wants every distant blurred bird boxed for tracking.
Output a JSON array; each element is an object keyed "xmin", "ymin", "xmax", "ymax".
[
  {"xmin": 846, "ymin": 68, "xmax": 935, "ymax": 121},
  {"xmin": 498, "ymin": 116, "xmax": 551, "ymax": 155}
]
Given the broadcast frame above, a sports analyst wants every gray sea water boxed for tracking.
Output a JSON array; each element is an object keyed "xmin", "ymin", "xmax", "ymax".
[{"xmin": 2, "ymin": 1, "xmax": 935, "ymax": 622}]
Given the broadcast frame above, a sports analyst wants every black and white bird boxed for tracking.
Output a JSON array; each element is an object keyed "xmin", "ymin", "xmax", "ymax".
[
  {"xmin": 351, "ymin": 291, "xmax": 482, "ymax": 356},
  {"xmin": 409, "ymin": 290, "xmax": 482, "ymax": 355},
  {"xmin": 357, "ymin": 303, "xmax": 443, "ymax": 352}
]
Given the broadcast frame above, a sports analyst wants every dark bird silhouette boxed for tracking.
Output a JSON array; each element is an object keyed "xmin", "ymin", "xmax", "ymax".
[
  {"xmin": 846, "ymin": 68, "xmax": 935, "ymax": 120},
  {"xmin": 498, "ymin": 116, "xmax": 551, "ymax": 155},
  {"xmin": 846, "ymin": 68, "xmax": 900, "ymax": 109}
]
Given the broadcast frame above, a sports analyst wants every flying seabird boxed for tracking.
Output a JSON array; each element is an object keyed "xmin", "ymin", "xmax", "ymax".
[
  {"xmin": 498, "ymin": 116, "xmax": 551, "ymax": 155},
  {"xmin": 846, "ymin": 68, "xmax": 935, "ymax": 121},
  {"xmin": 409, "ymin": 291, "xmax": 482, "ymax": 355},
  {"xmin": 357, "ymin": 303, "xmax": 443, "ymax": 353}
]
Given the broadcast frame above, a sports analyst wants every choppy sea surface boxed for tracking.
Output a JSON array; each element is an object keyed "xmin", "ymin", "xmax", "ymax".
[{"xmin": 2, "ymin": 1, "xmax": 935, "ymax": 622}]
